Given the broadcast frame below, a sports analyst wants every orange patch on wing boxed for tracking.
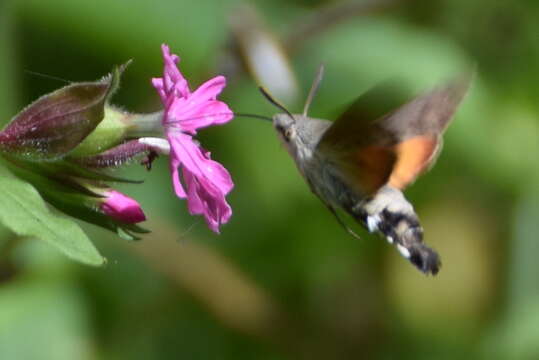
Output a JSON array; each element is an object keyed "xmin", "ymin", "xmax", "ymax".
[{"xmin": 389, "ymin": 135, "xmax": 439, "ymax": 189}]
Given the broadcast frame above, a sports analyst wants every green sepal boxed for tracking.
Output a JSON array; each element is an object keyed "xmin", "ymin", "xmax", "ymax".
[
  {"xmin": 68, "ymin": 106, "xmax": 132, "ymax": 158},
  {"xmin": 117, "ymin": 224, "xmax": 151, "ymax": 242},
  {"xmin": 0, "ymin": 64, "xmax": 126, "ymax": 161},
  {"xmin": 4, "ymin": 154, "xmax": 142, "ymax": 185}
]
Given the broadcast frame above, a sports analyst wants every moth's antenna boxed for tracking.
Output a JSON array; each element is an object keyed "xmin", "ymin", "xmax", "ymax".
[
  {"xmin": 259, "ymin": 86, "xmax": 295, "ymax": 121},
  {"xmin": 303, "ymin": 64, "xmax": 325, "ymax": 116}
]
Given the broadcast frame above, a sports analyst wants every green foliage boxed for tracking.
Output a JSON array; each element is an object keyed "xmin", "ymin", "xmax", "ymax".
[
  {"xmin": 0, "ymin": 169, "xmax": 104, "ymax": 266},
  {"xmin": 0, "ymin": 1, "xmax": 17, "ymax": 122},
  {"xmin": 0, "ymin": 282, "xmax": 94, "ymax": 360},
  {"xmin": 1, "ymin": 0, "xmax": 538, "ymax": 359}
]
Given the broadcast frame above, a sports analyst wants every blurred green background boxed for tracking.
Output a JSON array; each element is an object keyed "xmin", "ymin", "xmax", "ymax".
[{"xmin": 1, "ymin": 0, "xmax": 538, "ymax": 359}]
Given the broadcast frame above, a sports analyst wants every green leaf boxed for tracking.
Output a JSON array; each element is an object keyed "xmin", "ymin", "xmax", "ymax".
[{"xmin": 0, "ymin": 172, "xmax": 105, "ymax": 266}]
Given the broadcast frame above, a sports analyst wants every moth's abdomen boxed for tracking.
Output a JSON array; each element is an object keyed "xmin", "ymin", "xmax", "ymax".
[
  {"xmin": 353, "ymin": 185, "xmax": 441, "ymax": 275},
  {"xmin": 305, "ymin": 160, "xmax": 441, "ymax": 274},
  {"xmin": 376, "ymin": 210, "xmax": 440, "ymax": 274}
]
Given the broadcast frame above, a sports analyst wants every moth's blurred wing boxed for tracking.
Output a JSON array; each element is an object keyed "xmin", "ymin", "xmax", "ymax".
[
  {"xmin": 318, "ymin": 76, "xmax": 471, "ymax": 193},
  {"xmin": 377, "ymin": 76, "xmax": 471, "ymax": 189},
  {"xmin": 317, "ymin": 82, "xmax": 407, "ymax": 194},
  {"xmin": 375, "ymin": 76, "xmax": 471, "ymax": 144},
  {"xmin": 332, "ymin": 145, "xmax": 397, "ymax": 195},
  {"xmin": 388, "ymin": 135, "xmax": 440, "ymax": 189}
]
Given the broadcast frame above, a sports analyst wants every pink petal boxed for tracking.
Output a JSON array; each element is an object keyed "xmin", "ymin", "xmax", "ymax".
[
  {"xmin": 183, "ymin": 170, "xmax": 204, "ymax": 214},
  {"xmin": 160, "ymin": 44, "xmax": 190, "ymax": 97},
  {"xmin": 153, "ymin": 44, "xmax": 235, "ymax": 233},
  {"xmin": 153, "ymin": 48, "xmax": 232, "ymax": 132},
  {"xmin": 151, "ymin": 78, "xmax": 167, "ymax": 103},
  {"xmin": 199, "ymin": 148, "xmax": 234, "ymax": 195},
  {"xmin": 167, "ymin": 100, "xmax": 233, "ymax": 132},
  {"xmin": 101, "ymin": 190, "xmax": 146, "ymax": 224},
  {"xmin": 168, "ymin": 76, "xmax": 230, "ymax": 128},
  {"xmin": 189, "ymin": 76, "xmax": 227, "ymax": 103},
  {"xmin": 169, "ymin": 153, "xmax": 187, "ymax": 198},
  {"xmin": 168, "ymin": 132, "xmax": 233, "ymax": 194},
  {"xmin": 151, "ymin": 45, "xmax": 190, "ymax": 105},
  {"xmin": 167, "ymin": 132, "xmax": 204, "ymax": 177},
  {"xmin": 201, "ymin": 101, "xmax": 234, "ymax": 125},
  {"xmin": 183, "ymin": 168, "xmax": 232, "ymax": 233},
  {"xmin": 167, "ymin": 132, "xmax": 233, "ymax": 232}
]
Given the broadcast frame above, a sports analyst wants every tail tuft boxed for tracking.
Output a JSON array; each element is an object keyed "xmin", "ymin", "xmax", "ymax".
[
  {"xmin": 408, "ymin": 243, "xmax": 441, "ymax": 275},
  {"xmin": 355, "ymin": 186, "xmax": 442, "ymax": 275},
  {"xmin": 379, "ymin": 210, "xmax": 441, "ymax": 275},
  {"xmin": 353, "ymin": 185, "xmax": 442, "ymax": 275}
]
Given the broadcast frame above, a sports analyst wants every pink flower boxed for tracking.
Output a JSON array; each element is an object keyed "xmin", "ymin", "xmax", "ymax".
[
  {"xmin": 152, "ymin": 44, "xmax": 234, "ymax": 233},
  {"xmin": 101, "ymin": 190, "xmax": 146, "ymax": 224}
]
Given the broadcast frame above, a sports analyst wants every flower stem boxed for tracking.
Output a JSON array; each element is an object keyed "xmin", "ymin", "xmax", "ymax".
[{"xmin": 127, "ymin": 111, "xmax": 165, "ymax": 137}]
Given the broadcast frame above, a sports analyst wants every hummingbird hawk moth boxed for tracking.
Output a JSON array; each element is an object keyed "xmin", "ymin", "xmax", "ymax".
[{"xmin": 260, "ymin": 66, "xmax": 471, "ymax": 275}]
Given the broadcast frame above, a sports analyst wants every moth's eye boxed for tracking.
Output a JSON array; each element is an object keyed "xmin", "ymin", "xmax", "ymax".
[{"xmin": 284, "ymin": 128, "xmax": 293, "ymax": 141}]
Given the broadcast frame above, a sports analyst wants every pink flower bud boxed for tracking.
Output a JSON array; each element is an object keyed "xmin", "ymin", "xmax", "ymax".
[{"xmin": 101, "ymin": 190, "xmax": 146, "ymax": 224}]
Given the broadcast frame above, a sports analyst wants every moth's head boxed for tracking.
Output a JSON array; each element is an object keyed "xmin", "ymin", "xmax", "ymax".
[
  {"xmin": 272, "ymin": 113, "xmax": 296, "ymax": 144},
  {"xmin": 261, "ymin": 65, "xmax": 326, "ymax": 158},
  {"xmin": 272, "ymin": 113, "xmax": 303, "ymax": 159},
  {"xmin": 272, "ymin": 113, "xmax": 326, "ymax": 156}
]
